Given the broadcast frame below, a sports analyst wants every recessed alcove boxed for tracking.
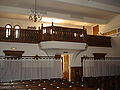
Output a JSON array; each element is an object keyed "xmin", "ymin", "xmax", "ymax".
[
  {"xmin": 3, "ymin": 50, "xmax": 24, "ymax": 58},
  {"xmin": 93, "ymin": 53, "xmax": 106, "ymax": 60}
]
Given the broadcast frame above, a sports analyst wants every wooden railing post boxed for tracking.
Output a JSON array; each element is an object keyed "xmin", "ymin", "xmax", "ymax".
[
  {"xmin": 51, "ymin": 25, "xmax": 54, "ymax": 41},
  {"xmin": 81, "ymin": 57, "xmax": 84, "ymax": 84},
  {"xmin": 41, "ymin": 24, "xmax": 43, "ymax": 29}
]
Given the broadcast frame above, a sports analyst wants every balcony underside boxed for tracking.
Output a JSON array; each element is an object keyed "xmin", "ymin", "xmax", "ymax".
[{"xmin": 40, "ymin": 41, "xmax": 87, "ymax": 50}]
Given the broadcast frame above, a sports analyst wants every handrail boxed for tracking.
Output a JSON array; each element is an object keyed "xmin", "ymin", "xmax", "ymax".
[
  {"xmin": 0, "ymin": 27, "xmax": 42, "ymax": 43},
  {"xmin": 0, "ymin": 56, "xmax": 63, "ymax": 60},
  {"xmin": 86, "ymin": 35, "xmax": 111, "ymax": 47},
  {"xmin": 0, "ymin": 26, "xmax": 111, "ymax": 47},
  {"xmin": 42, "ymin": 26, "xmax": 87, "ymax": 42},
  {"xmin": 81, "ymin": 57, "xmax": 120, "ymax": 60}
]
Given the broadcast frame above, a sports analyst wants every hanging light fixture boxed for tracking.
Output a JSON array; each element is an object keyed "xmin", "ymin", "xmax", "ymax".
[{"xmin": 29, "ymin": 0, "xmax": 42, "ymax": 22}]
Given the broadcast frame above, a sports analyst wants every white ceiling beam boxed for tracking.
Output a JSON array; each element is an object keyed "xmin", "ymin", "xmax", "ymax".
[
  {"xmin": 0, "ymin": 5, "xmax": 30, "ymax": 14},
  {"xmin": 54, "ymin": 0, "xmax": 120, "ymax": 14},
  {"xmin": 0, "ymin": 5, "xmax": 108, "ymax": 24},
  {"xmin": 47, "ymin": 12, "xmax": 108, "ymax": 24}
]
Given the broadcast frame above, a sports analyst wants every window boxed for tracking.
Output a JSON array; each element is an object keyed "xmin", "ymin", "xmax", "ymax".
[
  {"xmin": 5, "ymin": 24, "xmax": 12, "ymax": 38},
  {"xmin": 43, "ymin": 28, "xmax": 46, "ymax": 34},
  {"xmin": 74, "ymin": 33, "xmax": 77, "ymax": 37},
  {"xmin": 50, "ymin": 29, "xmax": 52, "ymax": 34},
  {"xmin": 14, "ymin": 25, "xmax": 20, "ymax": 38},
  {"xmin": 80, "ymin": 34, "xmax": 84, "ymax": 37}
]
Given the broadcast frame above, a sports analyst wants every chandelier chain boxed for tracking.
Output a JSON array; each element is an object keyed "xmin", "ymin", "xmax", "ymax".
[{"xmin": 29, "ymin": 0, "xmax": 42, "ymax": 22}]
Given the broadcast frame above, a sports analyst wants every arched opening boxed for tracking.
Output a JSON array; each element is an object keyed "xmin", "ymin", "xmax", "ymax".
[
  {"xmin": 61, "ymin": 54, "xmax": 71, "ymax": 81},
  {"xmin": 5, "ymin": 24, "xmax": 12, "ymax": 38},
  {"xmin": 14, "ymin": 25, "xmax": 21, "ymax": 38}
]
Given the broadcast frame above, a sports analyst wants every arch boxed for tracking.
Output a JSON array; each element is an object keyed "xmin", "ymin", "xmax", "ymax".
[
  {"xmin": 5, "ymin": 24, "xmax": 12, "ymax": 28},
  {"xmin": 14, "ymin": 25, "xmax": 21, "ymax": 38},
  {"xmin": 14, "ymin": 25, "xmax": 21, "ymax": 29},
  {"xmin": 5, "ymin": 24, "xmax": 12, "ymax": 38}
]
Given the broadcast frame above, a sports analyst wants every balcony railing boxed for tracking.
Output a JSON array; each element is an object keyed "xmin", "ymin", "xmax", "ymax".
[
  {"xmin": 0, "ymin": 56, "xmax": 62, "ymax": 82},
  {"xmin": 42, "ymin": 26, "xmax": 86, "ymax": 42},
  {"xmin": 0, "ymin": 27, "xmax": 42, "ymax": 43},
  {"xmin": 0, "ymin": 26, "xmax": 111, "ymax": 47},
  {"xmin": 86, "ymin": 35, "xmax": 111, "ymax": 47},
  {"xmin": 82, "ymin": 57, "xmax": 120, "ymax": 77}
]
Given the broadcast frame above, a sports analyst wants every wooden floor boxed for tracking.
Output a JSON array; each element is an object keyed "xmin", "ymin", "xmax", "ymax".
[
  {"xmin": 83, "ymin": 76, "xmax": 120, "ymax": 90},
  {"xmin": 0, "ymin": 79, "xmax": 95, "ymax": 90},
  {"xmin": 1, "ymin": 76, "xmax": 120, "ymax": 90}
]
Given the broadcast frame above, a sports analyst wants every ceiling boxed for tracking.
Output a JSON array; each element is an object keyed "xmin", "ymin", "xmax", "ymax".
[
  {"xmin": 92, "ymin": 0, "xmax": 120, "ymax": 7},
  {"xmin": 0, "ymin": 0, "xmax": 119, "ymax": 27}
]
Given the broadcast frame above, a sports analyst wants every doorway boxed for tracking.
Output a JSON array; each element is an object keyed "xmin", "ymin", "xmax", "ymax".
[
  {"xmin": 93, "ymin": 25, "xmax": 99, "ymax": 35},
  {"xmin": 61, "ymin": 54, "xmax": 70, "ymax": 81}
]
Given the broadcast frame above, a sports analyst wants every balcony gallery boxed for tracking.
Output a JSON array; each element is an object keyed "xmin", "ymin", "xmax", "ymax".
[{"xmin": 0, "ymin": 24, "xmax": 111, "ymax": 47}]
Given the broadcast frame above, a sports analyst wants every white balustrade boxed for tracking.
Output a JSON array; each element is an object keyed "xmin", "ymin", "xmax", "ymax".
[
  {"xmin": 0, "ymin": 57, "xmax": 62, "ymax": 82},
  {"xmin": 83, "ymin": 59, "xmax": 120, "ymax": 77}
]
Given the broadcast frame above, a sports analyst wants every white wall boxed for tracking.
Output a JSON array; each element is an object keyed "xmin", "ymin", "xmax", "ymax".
[
  {"xmin": 111, "ymin": 37, "xmax": 120, "ymax": 56},
  {"xmin": 0, "ymin": 36, "xmax": 120, "ymax": 67},
  {"xmin": 79, "ymin": 46, "xmax": 118, "ymax": 57},
  {"xmin": 40, "ymin": 41, "xmax": 86, "ymax": 50},
  {"xmin": 71, "ymin": 46, "xmax": 113, "ymax": 67},
  {"xmin": 99, "ymin": 15, "xmax": 120, "ymax": 33},
  {"xmin": 0, "ymin": 42, "xmax": 46, "ymax": 56},
  {"xmin": 0, "ymin": 18, "xmax": 49, "ymax": 29},
  {"xmin": 71, "ymin": 37, "xmax": 120, "ymax": 67},
  {"xmin": 0, "ymin": 17, "xmax": 85, "ymax": 29},
  {"xmin": 86, "ymin": 26, "xmax": 93, "ymax": 35}
]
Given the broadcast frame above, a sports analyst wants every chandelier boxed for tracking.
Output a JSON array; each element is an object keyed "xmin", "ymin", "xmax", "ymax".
[{"xmin": 29, "ymin": 0, "xmax": 42, "ymax": 22}]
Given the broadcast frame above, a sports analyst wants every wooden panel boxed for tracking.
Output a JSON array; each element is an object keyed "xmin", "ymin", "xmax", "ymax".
[
  {"xmin": 42, "ymin": 26, "xmax": 87, "ymax": 43},
  {"xmin": 0, "ymin": 26, "xmax": 111, "ymax": 47},
  {"xmin": 3, "ymin": 50, "xmax": 24, "ymax": 57},
  {"xmin": 86, "ymin": 35, "xmax": 111, "ymax": 47},
  {"xmin": 93, "ymin": 53, "xmax": 106, "ymax": 60},
  {"xmin": 0, "ymin": 27, "xmax": 42, "ymax": 43},
  {"xmin": 93, "ymin": 25, "xmax": 99, "ymax": 35},
  {"xmin": 71, "ymin": 67, "xmax": 83, "ymax": 81},
  {"xmin": 54, "ymin": 54, "xmax": 61, "ymax": 59}
]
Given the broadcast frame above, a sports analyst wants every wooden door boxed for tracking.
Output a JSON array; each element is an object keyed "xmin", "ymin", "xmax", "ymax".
[
  {"xmin": 71, "ymin": 67, "xmax": 83, "ymax": 81},
  {"xmin": 93, "ymin": 25, "xmax": 99, "ymax": 35}
]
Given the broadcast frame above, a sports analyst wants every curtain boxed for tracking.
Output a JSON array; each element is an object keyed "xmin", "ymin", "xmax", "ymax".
[
  {"xmin": 0, "ymin": 58, "xmax": 62, "ymax": 82},
  {"xmin": 83, "ymin": 60, "xmax": 120, "ymax": 77}
]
